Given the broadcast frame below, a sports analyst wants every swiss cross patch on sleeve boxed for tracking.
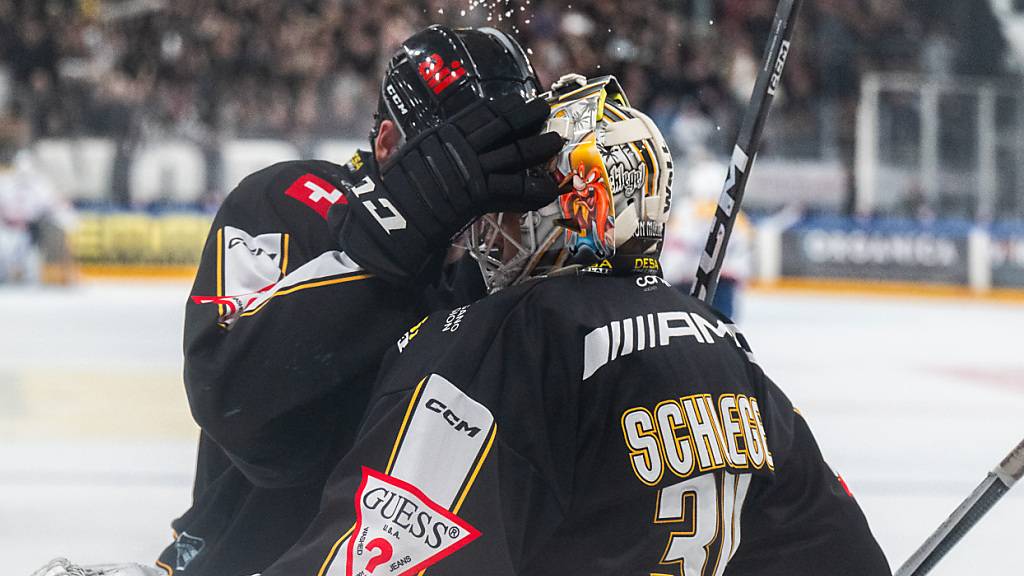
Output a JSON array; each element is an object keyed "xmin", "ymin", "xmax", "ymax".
[
  {"xmin": 285, "ymin": 173, "xmax": 347, "ymax": 219},
  {"xmin": 345, "ymin": 467, "xmax": 480, "ymax": 576}
]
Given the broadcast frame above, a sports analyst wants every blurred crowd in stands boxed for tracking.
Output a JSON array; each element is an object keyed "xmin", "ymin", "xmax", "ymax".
[{"xmin": 0, "ymin": 0, "xmax": 1013, "ymax": 184}]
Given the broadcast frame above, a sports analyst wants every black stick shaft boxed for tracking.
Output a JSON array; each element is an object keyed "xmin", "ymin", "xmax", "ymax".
[
  {"xmin": 895, "ymin": 438, "xmax": 1024, "ymax": 576},
  {"xmin": 691, "ymin": 0, "xmax": 803, "ymax": 303}
]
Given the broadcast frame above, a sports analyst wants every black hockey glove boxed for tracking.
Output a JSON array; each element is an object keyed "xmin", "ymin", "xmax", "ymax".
[{"xmin": 331, "ymin": 94, "xmax": 564, "ymax": 285}]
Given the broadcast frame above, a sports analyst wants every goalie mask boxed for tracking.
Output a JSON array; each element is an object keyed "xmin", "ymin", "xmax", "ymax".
[{"xmin": 461, "ymin": 74, "xmax": 674, "ymax": 292}]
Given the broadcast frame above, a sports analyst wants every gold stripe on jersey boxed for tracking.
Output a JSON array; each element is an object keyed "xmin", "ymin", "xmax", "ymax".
[
  {"xmin": 453, "ymin": 423, "xmax": 498, "ymax": 514},
  {"xmin": 280, "ymin": 233, "xmax": 290, "ymax": 276},
  {"xmin": 317, "ymin": 377, "xmax": 427, "ymax": 576},
  {"xmin": 238, "ymin": 272, "xmax": 372, "ymax": 318},
  {"xmin": 316, "ymin": 524, "xmax": 357, "ymax": 576},
  {"xmin": 386, "ymin": 377, "xmax": 427, "ymax": 474}
]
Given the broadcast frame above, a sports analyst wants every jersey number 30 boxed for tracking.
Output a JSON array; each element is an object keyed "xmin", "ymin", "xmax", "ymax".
[{"xmin": 652, "ymin": 471, "xmax": 751, "ymax": 576}]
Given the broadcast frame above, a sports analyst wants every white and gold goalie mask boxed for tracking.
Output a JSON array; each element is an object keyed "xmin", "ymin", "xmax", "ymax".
[{"xmin": 461, "ymin": 74, "xmax": 674, "ymax": 293}]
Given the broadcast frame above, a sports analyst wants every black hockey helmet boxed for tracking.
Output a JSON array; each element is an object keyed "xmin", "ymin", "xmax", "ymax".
[{"xmin": 373, "ymin": 25, "xmax": 540, "ymax": 146}]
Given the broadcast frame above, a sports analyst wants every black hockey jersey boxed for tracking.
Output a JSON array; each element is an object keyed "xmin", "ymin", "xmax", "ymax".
[
  {"xmin": 158, "ymin": 152, "xmax": 480, "ymax": 576},
  {"xmin": 263, "ymin": 262, "xmax": 891, "ymax": 576}
]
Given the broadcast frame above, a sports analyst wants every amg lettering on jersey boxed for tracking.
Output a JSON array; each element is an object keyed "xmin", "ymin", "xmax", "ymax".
[
  {"xmin": 621, "ymin": 393, "xmax": 774, "ymax": 486},
  {"xmin": 582, "ymin": 311, "xmax": 755, "ymax": 380}
]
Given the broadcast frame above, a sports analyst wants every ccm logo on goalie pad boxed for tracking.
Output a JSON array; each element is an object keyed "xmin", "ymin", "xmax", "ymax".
[
  {"xmin": 286, "ymin": 173, "xmax": 347, "ymax": 220},
  {"xmin": 352, "ymin": 177, "xmax": 408, "ymax": 234}
]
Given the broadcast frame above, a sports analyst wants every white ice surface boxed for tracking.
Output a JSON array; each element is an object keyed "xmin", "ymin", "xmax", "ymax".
[{"xmin": 1, "ymin": 281, "xmax": 1022, "ymax": 575}]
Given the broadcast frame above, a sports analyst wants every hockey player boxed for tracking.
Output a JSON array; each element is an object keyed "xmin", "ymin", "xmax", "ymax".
[
  {"xmin": 157, "ymin": 26, "xmax": 564, "ymax": 576},
  {"xmin": 0, "ymin": 117, "xmax": 76, "ymax": 285},
  {"xmin": 260, "ymin": 76, "xmax": 892, "ymax": 576},
  {"xmin": 32, "ymin": 26, "xmax": 563, "ymax": 576}
]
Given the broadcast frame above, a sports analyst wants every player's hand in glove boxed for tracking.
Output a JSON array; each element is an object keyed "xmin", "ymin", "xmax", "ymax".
[{"xmin": 330, "ymin": 94, "xmax": 564, "ymax": 285}]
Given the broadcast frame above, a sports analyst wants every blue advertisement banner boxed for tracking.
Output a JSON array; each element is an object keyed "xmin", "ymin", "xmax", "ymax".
[{"xmin": 781, "ymin": 217, "xmax": 971, "ymax": 285}]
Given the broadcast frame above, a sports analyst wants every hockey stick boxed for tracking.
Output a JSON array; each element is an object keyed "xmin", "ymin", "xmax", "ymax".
[
  {"xmin": 690, "ymin": 0, "xmax": 803, "ymax": 304},
  {"xmin": 894, "ymin": 437, "xmax": 1024, "ymax": 576}
]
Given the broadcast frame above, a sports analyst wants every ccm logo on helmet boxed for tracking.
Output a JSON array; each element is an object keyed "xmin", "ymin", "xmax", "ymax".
[
  {"xmin": 385, "ymin": 84, "xmax": 409, "ymax": 116},
  {"xmin": 425, "ymin": 398, "xmax": 482, "ymax": 438},
  {"xmin": 419, "ymin": 53, "xmax": 466, "ymax": 95}
]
